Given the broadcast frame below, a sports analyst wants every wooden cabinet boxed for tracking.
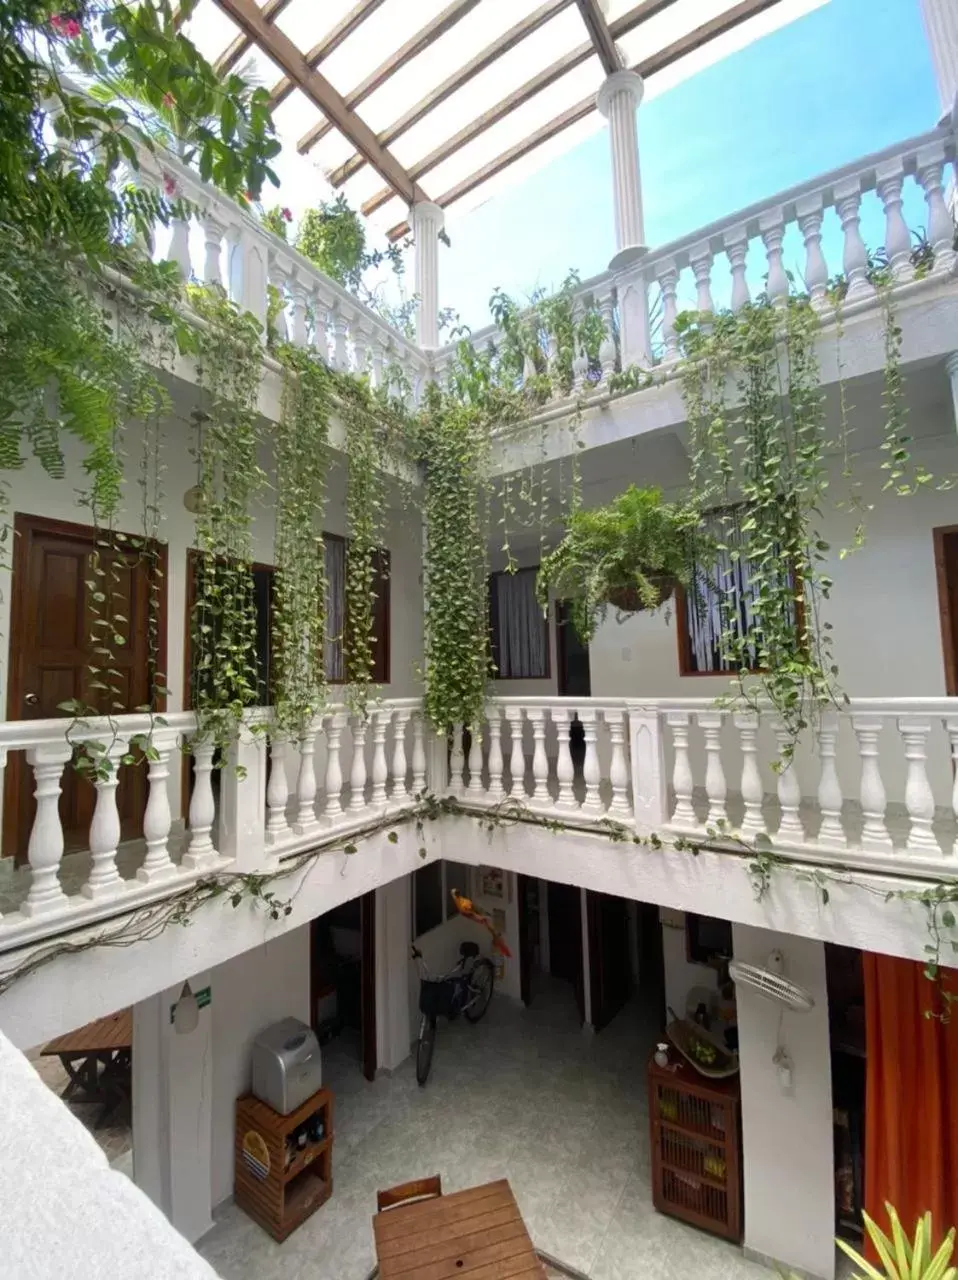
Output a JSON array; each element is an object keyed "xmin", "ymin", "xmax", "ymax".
[
  {"xmin": 648, "ymin": 1053, "xmax": 742, "ymax": 1242},
  {"xmin": 235, "ymin": 1087, "xmax": 333, "ymax": 1241}
]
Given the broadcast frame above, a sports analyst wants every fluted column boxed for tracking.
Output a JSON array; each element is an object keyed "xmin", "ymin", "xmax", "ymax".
[
  {"xmin": 919, "ymin": 0, "xmax": 958, "ymax": 122},
  {"xmin": 410, "ymin": 200, "xmax": 444, "ymax": 348},
  {"xmin": 596, "ymin": 70, "xmax": 646, "ymax": 264},
  {"xmin": 947, "ymin": 352, "xmax": 958, "ymax": 434}
]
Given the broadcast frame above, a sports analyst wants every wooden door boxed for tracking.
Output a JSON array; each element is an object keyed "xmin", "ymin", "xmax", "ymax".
[
  {"xmin": 4, "ymin": 514, "xmax": 166, "ymax": 861},
  {"xmin": 638, "ymin": 900, "xmax": 667, "ymax": 1031},
  {"xmin": 548, "ymin": 880, "xmax": 585, "ymax": 1023},
  {"xmin": 586, "ymin": 890, "xmax": 633, "ymax": 1032}
]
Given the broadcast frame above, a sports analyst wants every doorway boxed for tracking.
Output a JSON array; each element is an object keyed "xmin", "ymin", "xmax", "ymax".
[
  {"xmin": 934, "ymin": 525, "xmax": 958, "ymax": 693},
  {"xmin": 310, "ymin": 891, "xmax": 377, "ymax": 1081},
  {"xmin": 4, "ymin": 513, "xmax": 167, "ymax": 860}
]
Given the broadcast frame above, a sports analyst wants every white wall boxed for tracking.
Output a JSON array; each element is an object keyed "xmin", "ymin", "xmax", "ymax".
[
  {"xmin": 209, "ymin": 927, "xmax": 310, "ymax": 1209},
  {"xmin": 660, "ymin": 907, "xmax": 719, "ymax": 1022},
  {"xmin": 376, "ymin": 878, "xmax": 413, "ymax": 1071},
  {"xmin": 733, "ymin": 924, "xmax": 835, "ymax": 1280}
]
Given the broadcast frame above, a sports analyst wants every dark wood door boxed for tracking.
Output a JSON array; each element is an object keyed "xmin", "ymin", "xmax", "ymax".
[
  {"xmin": 548, "ymin": 880, "xmax": 585, "ymax": 1023},
  {"xmin": 4, "ymin": 514, "xmax": 165, "ymax": 860},
  {"xmin": 638, "ymin": 900, "xmax": 667, "ymax": 1031},
  {"xmin": 586, "ymin": 890, "xmax": 633, "ymax": 1032}
]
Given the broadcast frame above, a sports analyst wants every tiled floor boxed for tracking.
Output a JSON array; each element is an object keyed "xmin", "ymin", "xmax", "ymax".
[
  {"xmin": 198, "ymin": 976, "xmax": 789, "ymax": 1280},
  {"xmin": 26, "ymin": 1045, "xmax": 133, "ymax": 1166}
]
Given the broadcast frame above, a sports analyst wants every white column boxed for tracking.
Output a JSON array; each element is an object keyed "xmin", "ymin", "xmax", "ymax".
[
  {"xmin": 876, "ymin": 159, "xmax": 913, "ymax": 281},
  {"xmin": 375, "ymin": 879, "xmax": 413, "ymax": 1072},
  {"xmin": 218, "ymin": 728, "xmax": 269, "ymax": 870},
  {"xmin": 919, "ymin": 0, "xmax": 958, "ymax": 122},
  {"xmin": 725, "ymin": 228, "xmax": 751, "ymax": 311},
  {"xmin": 689, "ymin": 242, "xmax": 715, "ymax": 314},
  {"xmin": 774, "ymin": 725, "xmax": 804, "ymax": 841},
  {"xmin": 834, "ymin": 180, "xmax": 873, "ymax": 300},
  {"xmin": 759, "ymin": 209, "xmax": 789, "ymax": 303},
  {"xmin": 411, "ymin": 200, "xmax": 444, "ymax": 348},
  {"xmin": 627, "ymin": 705, "xmax": 668, "ymax": 828},
  {"xmin": 596, "ymin": 70, "xmax": 646, "ymax": 264},
  {"xmin": 293, "ymin": 721, "xmax": 320, "ymax": 834},
  {"xmin": 657, "ymin": 265, "xmax": 679, "ymax": 360},
  {"xmin": 917, "ymin": 144, "xmax": 957, "ymax": 272}
]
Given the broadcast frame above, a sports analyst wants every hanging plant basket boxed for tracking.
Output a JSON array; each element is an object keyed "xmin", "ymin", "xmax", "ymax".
[{"xmin": 606, "ymin": 574, "xmax": 677, "ymax": 614}]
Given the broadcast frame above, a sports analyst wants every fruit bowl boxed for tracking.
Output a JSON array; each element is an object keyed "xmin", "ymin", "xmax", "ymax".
[{"xmin": 665, "ymin": 1017, "xmax": 739, "ymax": 1079}]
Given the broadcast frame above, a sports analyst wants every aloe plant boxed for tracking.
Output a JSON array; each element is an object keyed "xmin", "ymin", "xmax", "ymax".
[{"xmin": 788, "ymin": 1205, "xmax": 955, "ymax": 1280}]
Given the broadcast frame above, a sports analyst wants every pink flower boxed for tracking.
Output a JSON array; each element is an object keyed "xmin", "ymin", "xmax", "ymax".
[
  {"xmin": 162, "ymin": 92, "xmax": 175, "ymax": 109},
  {"xmin": 162, "ymin": 173, "xmax": 177, "ymax": 197},
  {"xmin": 50, "ymin": 14, "xmax": 81, "ymax": 38},
  {"xmin": 281, "ymin": 207, "xmax": 292, "ymax": 222}
]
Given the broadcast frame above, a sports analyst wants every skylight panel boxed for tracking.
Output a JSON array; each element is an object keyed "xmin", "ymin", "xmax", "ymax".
[
  {"xmin": 272, "ymin": 0, "xmax": 358, "ymax": 52},
  {"xmin": 184, "ymin": 0, "xmax": 241, "ymax": 64},
  {"xmin": 319, "ymin": 0, "xmax": 451, "ymax": 98}
]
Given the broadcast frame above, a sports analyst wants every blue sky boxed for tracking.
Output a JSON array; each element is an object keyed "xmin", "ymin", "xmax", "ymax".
[{"xmin": 436, "ymin": 0, "xmax": 939, "ymax": 331}]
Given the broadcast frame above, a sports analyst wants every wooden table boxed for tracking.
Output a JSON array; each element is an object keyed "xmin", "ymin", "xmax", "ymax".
[
  {"xmin": 41, "ymin": 1008, "xmax": 132, "ymax": 1128},
  {"xmin": 373, "ymin": 1178, "xmax": 545, "ymax": 1280}
]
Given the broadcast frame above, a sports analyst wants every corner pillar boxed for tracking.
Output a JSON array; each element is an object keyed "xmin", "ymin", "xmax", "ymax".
[
  {"xmin": 919, "ymin": 0, "xmax": 958, "ymax": 123},
  {"xmin": 410, "ymin": 200, "xmax": 444, "ymax": 349}
]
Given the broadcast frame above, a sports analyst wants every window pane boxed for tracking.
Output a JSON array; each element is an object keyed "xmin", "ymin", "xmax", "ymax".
[
  {"xmin": 414, "ymin": 862, "xmax": 443, "ymax": 937},
  {"xmin": 491, "ymin": 568, "xmax": 547, "ymax": 679}
]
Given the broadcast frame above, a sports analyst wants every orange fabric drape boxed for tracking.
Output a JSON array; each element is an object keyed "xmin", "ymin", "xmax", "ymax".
[{"xmin": 863, "ymin": 952, "xmax": 958, "ymax": 1243}]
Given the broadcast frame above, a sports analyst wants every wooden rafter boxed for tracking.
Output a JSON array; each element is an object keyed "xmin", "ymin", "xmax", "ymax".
[
  {"xmin": 574, "ymin": 0, "xmax": 621, "ymax": 75},
  {"xmin": 329, "ymin": 0, "xmax": 574, "ymax": 189},
  {"xmin": 269, "ymin": 0, "xmax": 389, "ymax": 110},
  {"xmin": 296, "ymin": 0, "xmax": 482, "ymax": 156},
  {"xmin": 209, "ymin": 0, "xmax": 429, "ymax": 205},
  {"xmin": 382, "ymin": 0, "xmax": 786, "ymax": 239},
  {"xmin": 214, "ymin": 0, "xmax": 292, "ymax": 76},
  {"xmin": 360, "ymin": 0, "xmax": 682, "ymax": 218}
]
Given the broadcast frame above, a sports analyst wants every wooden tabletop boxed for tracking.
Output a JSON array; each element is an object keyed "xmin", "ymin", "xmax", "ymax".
[
  {"xmin": 373, "ymin": 1178, "xmax": 545, "ymax": 1280},
  {"xmin": 42, "ymin": 1008, "xmax": 132, "ymax": 1057}
]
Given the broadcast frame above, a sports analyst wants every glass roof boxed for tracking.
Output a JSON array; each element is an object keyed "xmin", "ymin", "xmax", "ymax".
[{"xmin": 185, "ymin": 0, "xmax": 827, "ymax": 236}]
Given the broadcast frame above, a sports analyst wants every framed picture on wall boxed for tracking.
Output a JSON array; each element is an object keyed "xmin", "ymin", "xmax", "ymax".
[{"xmin": 479, "ymin": 866, "xmax": 505, "ymax": 901}]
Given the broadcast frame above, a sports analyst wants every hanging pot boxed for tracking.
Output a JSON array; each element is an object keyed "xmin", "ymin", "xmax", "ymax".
[{"xmin": 605, "ymin": 574, "xmax": 677, "ymax": 613}]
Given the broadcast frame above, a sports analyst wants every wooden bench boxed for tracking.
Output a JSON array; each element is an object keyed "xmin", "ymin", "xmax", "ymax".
[{"xmin": 41, "ymin": 1008, "xmax": 132, "ymax": 1128}]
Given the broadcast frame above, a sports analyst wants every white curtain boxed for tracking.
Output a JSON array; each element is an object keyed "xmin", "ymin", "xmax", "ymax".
[
  {"xmin": 496, "ymin": 569, "xmax": 547, "ymax": 679},
  {"xmin": 324, "ymin": 535, "xmax": 345, "ymax": 681}
]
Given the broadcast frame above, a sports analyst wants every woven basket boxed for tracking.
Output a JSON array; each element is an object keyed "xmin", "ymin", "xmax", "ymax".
[{"xmin": 605, "ymin": 574, "xmax": 676, "ymax": 613}]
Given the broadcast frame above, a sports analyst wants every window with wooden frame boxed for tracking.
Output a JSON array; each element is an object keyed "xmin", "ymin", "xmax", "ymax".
[
  {"xmin": 488, "ymin": 567, "xmax": 549, "ymax": 680},
  {"xmin": 412, "ymin": 861, "xmax": 473, "ymax": 939},
  {"xmin": 677, "ymin": 506, "xmax": 797, "ymax": 676}
]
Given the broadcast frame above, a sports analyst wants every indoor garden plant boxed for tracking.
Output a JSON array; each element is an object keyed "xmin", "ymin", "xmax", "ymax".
[{"xmin": 535, "ymin": 484, "xmax": 701, "ymax": 642}]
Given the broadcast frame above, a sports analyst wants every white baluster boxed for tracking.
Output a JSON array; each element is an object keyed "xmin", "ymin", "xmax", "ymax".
[
  {"xmin": 312, "ymin": 286, "xmax": 330, "ymax": 361},
  {"xmin": 725, "ymin": 228, "xmax": 751, "ymax": 311},
  {"xmin": 917, "ymin": 146, "xmax": 956, "ymax": 273},
  {"xmin": 689, "ymin": 243, "xmax": 715, "ymax": 314},
  {"xmin": 796, "ymin": 194, "xmax": 828, "ymax": 306},
  {"xmin": 185, "ymin": 740, "xmax": 219, "ymax": 866},
  {"xmin": 22, "ymin": 743, "xmax": 72, "ymax": 915},
  {"xmin": 697, "ymin": 712, "xmax": 728, "ymax": 827},
  {"xmin": 734, "ymin": 712, "xmax": 765, "ymax": 838},
  {"xmin": 370, "ymin": 337, "xmax": 385, "ymax": 389},
  {"xmin": 773, "ymin": 722, "xmax": 804, "ymax": 841},
  {"xmin": 666, "ymin": 712, "xmax": 696, "ymax": 827},
  {"xmin": 580, "ymin": 709, "xmax": 603, "ymax": 814},
  {"xmin": 466, "ymin": 722, "xmax": 484, "ymax": 796},
  {"xmin": 167, "ymin": 212, "xmax": 192, "ymax": 281},
  {"xmin": 449, "ymin": 723, "xmax": 465, "ymax": 797},
  {"xmin": 834, "ymin": 179, "xmax": 873, "ymax": 299},
  {"xmin": 264, "ymin": 736, "xmax": 289, "ymax": 847},
  {"xmin": 815, "ymin": 710, "xmax": 846, "ymax": 847},
  {"xmin": 598, "ymin": 292, "xmax": 617, "ymax": 379},
  {"xmin": 353, "ymin": 324, "xmax": 370, "ymax": 379},
  {"xmin": 486, "ymin": 709, "xmax": 504, "ymax": 802},
  {"xmin": 83, "ymin": 739, "xmax": 128, "ymax": 899},
  {"xmin": 293, "ymin": 720, "xmax": 320, "ymax": 833},
  {"xmin": 852, "ymin": 714, "xmax": 892, "ymax": 851},
  {"xmin": 551, "ymin": 709, "xmax": 577, "ymax": 810},
  {"xmin": 331, "ymin": 302, "xmax": 349, "ymax": 370},
  {"xmin": 411, "ymin": 713, "xmax": 426, "ymax": 796},
  {"xmin": 370, "ymin": 709, "xmax": 389, "ymax": 806},
  {"xmin": 505, "ymin": 708, "xmax": 526, "ymax": 797},
  {"xmin": 525, "ymin": 709, "xmax": 549, "ymax": 806},
  {"xmin": 658, "ymin": 265, "xmax": 679, "ymax": 360},
  {"xmin": 323, "ymin": 711, "xmax": 346, "ymax": 820},
  {"xmin": 947, "ymin": 717, "xmax": 958, "ymax": 856},
  {"xmin": 605, "ymin": 708, "xmax": 632, "ymax": 818},
  {"xmin": 348, "ymin": 717, "xmax": 369, "ymax": 812},
  {"xmin": 201, "ymin": 212, "xmax": 225, "ymax": 288},
  {"xmin": 391, "ymin": 708, "xmax": 411, "ymax": 800},
  {"xmin": 759, "ymin": 209, "xmax": 789, "ymax": 303},
  {"xmin": 289, "ymin": 276, "xmax": 309, "ymax": 347},
  {"xmin": 898, "ymin": 716, "xmax": 938, "ymax": 853},
  {"xmin": 137, "ymin": 730, "xmax": 179, "ymax": 881},
  {"xmin": 876, "ymin": 160, "xmax": 913, "ymax": 281},
  {"xmin": 268, "ymin": 257, "xmax": 290, "ymax": 341}
]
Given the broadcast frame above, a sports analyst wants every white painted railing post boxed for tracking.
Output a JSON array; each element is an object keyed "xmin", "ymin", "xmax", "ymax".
[
  {"xmin": 218, "ymin": 727, "xmax": 268, "ymax": 870},
  {"xmin": 449, "ymin": 724, "xmax": 465, "ymax": 797},
  {"xmin": 505, "ymin": 708, "xmax": 526, "ymax": 798},
  {"xmin": 526, "ymin": 708, "xmax": 550, "ymax": 807},
  {"xmin": 486, "ymin": 708, "xmax": 504, "ymax": 802},
  {"xmin": 264, "ymin": 736, "xmax": 290, "ymax": 848},
  {"xmin": 759, "ymin": 209, "xmax": 789, "ymax": 303},
  {"xmin": 726, "ymin": 228, "xmax": 751, "ymax": 311},
  {"xmin": 348, "ymin": 717, "xmax": 369, "ymax": 812},
  {"xmin": 411, "ymin": 713, "xmax": 427, "ymax": 796},
  {"xmin": 466, "ymin": 721, "xmax": 485, "ymax": 797},
  {"xmin": 579, "ymin": 709, "xmax": 603, "ymax": 815},
  {"xmin": 293, "ymin": 719, "xmax": 321, "ymax": 835},
  {"xmin": 604, "ymin": 708, "xmax": 632, "ymax": 818},
  {"xmin": 796, "ymin": 195, "xmax": 828, "ymax": 306},
  {"xmin": 733, "ymin": 712, "xmax": 765, "ymax": 837},
  {"xmin": 815, "ymin": 710, "xmax": 847, "ymax": 848},
  {"xmin": 323, "ymin": 711, "xmax": 346, "ymax": 821},
  {"xmin": 690, "ymin": 243, "xmax": 715, "ymax": 314},
  {"xmin": 852, "ymin": 714, "xmax": 892, "ymax": 852},
  {"xmin": 876, "ymin": 160, "xmax": 913, "ymax": 281},
  {"xmin": 628, "ymin": 705, "xmax": 668, "ymax": 828},
  {"xmin": 834, "ymin": 179, "xmax": 873, "ymax": 300},
  {"xmin": 424, "ymin": 723, "xmax": 449, "ymax": 797},
  {"xmin": 289, "ymin": 276, "xmax": 309, "ymax": 347},
  {"xmin": 551, "ymin": 708, "xmax": 577, "ymax": 810},
  {"xmin": 370, "ymin": 708, "xmax": 390, "ymax": 807},
  {"xmin": 22, "ymin": 743, "xmax": 72, "ymax": 915},
  {"xmin": 658, "ymin": 265, "xmax": 679, "ymax": 360},
  {"xmin": 201, "ymin": 211, "xmax": 225, "ymax": 287},
  {"xmin": 391, "ymin": 709, "xmax": 411, "ymax": 800},
  {"xmin": 773, "ymin": 722, "xmax": 804, "ymax": 841},
  {"xmin": 184, "ymin": 740, "xmax": 219, "ymax": 870},
  {"xmin": 83, "ymin": 739, "xmax": 128, "ymax": 899},
  {"xmin": 898, "ymin": 716, "xmax": 938, "ymax": 853},
  {"xmin": 666, "ymin": 711, "xmax": 696, "ymax": 828},
  {"xmin": 697, "ymin": 711, "xmax": 728, "ymax": 826},
  {"xmin": 947, "ymin": 716, "xmax": 958, "ymax": 856},
  {"xmin": 917, "ymin": 143, "xmax": 956, "ymax": 272},
  {"xmin": 137, "ymin": 729, "xmax": 180, "ymax": 881}
]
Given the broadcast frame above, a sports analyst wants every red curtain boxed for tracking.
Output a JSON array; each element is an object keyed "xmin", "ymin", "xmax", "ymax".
[{"xmin": 863, "ymin": 952, "xmax": 958, "ymax": 1241}]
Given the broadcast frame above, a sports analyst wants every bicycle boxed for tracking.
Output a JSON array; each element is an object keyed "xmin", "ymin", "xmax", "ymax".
[{"xmin": 411, "ymin": 940, "xmax": 495, "ymax": 1085}]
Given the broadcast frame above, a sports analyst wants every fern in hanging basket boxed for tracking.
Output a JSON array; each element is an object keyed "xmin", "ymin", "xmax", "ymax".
[{"xmin": 536, "ymin": 485, "xmax": 704, "ymax": 642}]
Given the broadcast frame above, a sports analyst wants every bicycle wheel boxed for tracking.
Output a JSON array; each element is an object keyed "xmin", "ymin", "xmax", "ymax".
[
  {"xmin": 464, "ymin": 958, "xmax": 494, "ymax": 1023},
  {"xmin": 416, "ymin": 1015, "xmax": 437, "ymax": 1086}
]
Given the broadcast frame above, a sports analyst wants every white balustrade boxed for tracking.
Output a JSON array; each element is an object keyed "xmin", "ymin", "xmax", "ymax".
[
  {"xmin": 605, "ymin": 709, "xmax": 632, "ymax": 818},
  {"xmin": 759, "ymin": 210, "xmax": 788, "ymax": 303},
  {"xmin": 917, "ymin": 145, "xmax": 956, "ymax": 271},
  {"xmin": 815, "ymin": 711, "xmax": 846, "ymax": 847},
  {"xmin": 947, "ymin": 717, "xmax": 958, "ymax": 856},
  {"xmin": 579, "ymin": 710, "xmax": 603, "ymax": 815},
  {"xmin": 323, "ymin": 712, "xmax": 346, "ymax": 820},
  {"xmin": 773, "ymin": 722, "xmax": 804, "ymax": 840},
  {"xmin": 689, "ymin": 243, "xmax": 715, "ymax": 314},
  {"xmin": 551, "ymin": 708, "xmax": 577, "ymax": 810},
  {"xmin": 527, "ymin": 709, "xmax": 551, "ymax": 806},
  {"xmin": 898, "ymin": 716, "xmax": 937, "ymax": 852},
  {"xmin": 698, "ymin": 712, "xmax": 728, "ymax": 827},
  {"xmin": 658, "ymin": 266, "xmax": 679, "ymax": 360},
  {"xmin": 466, "ymin": 722, "xmax": 485, "ymax": 796},
  {"xmin": 349, "ymin": 718, "xmax": 369, "ymax": 812},
  {"xmin": 725, "ymin": 228, "xmax": 751, "ymax": 312},
  {"xmin": 390, "ymin": 709, "xmax": 411, "ymax": 800},
  {"xmin": 666, "ymin": 712, "xmax": 696, "ymax": 827},
  {"xmin": 411, "ymin": 714, "xmax": 427, "ymax": 796},
  {"xmin": 834, "ymin": 179, "xmax": 873, "ymax": 301},
  {"xmin": 264, "ymin": 736, "xmax": 290, "ymax": 846},
  {"xmin": 137, "ymin": 730, "xmax": 179, "ymax": 881},
  {"xmin": 293, "ymin": 719, "xmax": 321, "ymax": 834},
  {"xmin": 370, "ymin": 709, "xmax": 390, "ymax": 807},
  {"xmin": 852, "ymin": 714, "xmax": 892, "ymax": 851},
  {"xmin": 876, "ymin": 160, "xmax": 912, "ymax": 281},
  {"xmin": 449, "ymin": 724, "xmax": 465, "ymax": 796},
  {"xmin": 505, "ymin": 709, "xmax": 526, "ymax": 798},
  {"xmin": 184, "ymin": 740, "xmax": 219, "ymax": 868},
  {"xmin": 83, "ymin": 739, "xmax": 128, "ymax": 900},
  {"xmin": 796, "ymin": 196, "xmax": 828, "ymax": 306},
  {"xmin": 486, "ymin": 709, "xmax": 505, "ymax": 802},
  {"xmin": 734, "ymin": 712, "xmax": 765, "ymax": 837}
]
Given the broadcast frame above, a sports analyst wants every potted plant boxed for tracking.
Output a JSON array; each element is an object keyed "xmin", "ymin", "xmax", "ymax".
[{"xmin": 536, "ymin": 485, "xmax": 703, "ymax": 642}]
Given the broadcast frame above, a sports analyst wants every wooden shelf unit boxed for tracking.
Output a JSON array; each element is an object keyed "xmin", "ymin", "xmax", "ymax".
[
  {"xmin": 648, "ymin": 1052, "xmax": 742, "ymax": 1242},
  {"xmin": 235, "ymin": 1087, "xmax": 334, "ymax": 1241}
]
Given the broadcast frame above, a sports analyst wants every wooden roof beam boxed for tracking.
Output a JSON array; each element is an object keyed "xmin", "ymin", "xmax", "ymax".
[
  {"xmin": 269, "ymin": 0, "xmax": 389, "ymax": 110},
  {"xmin": 574, "ymin": 0, "xmax": 621, "ymax": 75},
  {"xmin": 210, "ymin": 0, "xmax": 429, "ymax": 205},
  {"xmin": 214, "ymin": 0, "xmax": 292, "ymax": 76},
  {"xmin": 296, "ymin": 0, "xmax": 481, "ymax": 156}
]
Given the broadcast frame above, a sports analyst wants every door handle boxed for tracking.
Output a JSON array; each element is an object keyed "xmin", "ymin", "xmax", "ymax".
[{"xmin": 24, "ymin": 693, "xmax": 38, "ymax": 706}]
